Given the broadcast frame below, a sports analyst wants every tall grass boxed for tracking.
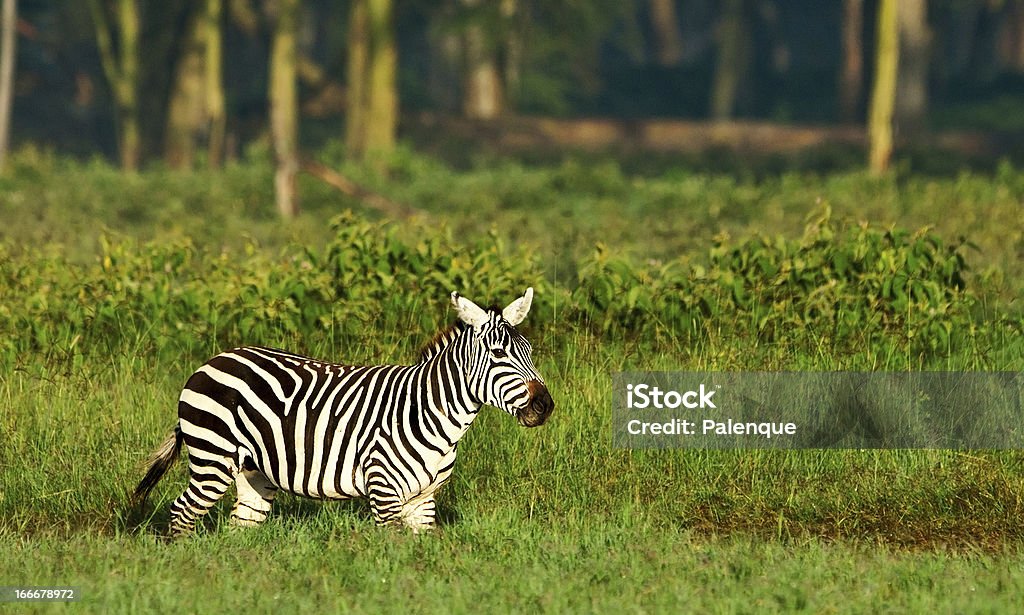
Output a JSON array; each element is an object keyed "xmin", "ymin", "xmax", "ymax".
[{"xmin": 3, "ymin": 331, "xmax": 1022, "ymax": 547}]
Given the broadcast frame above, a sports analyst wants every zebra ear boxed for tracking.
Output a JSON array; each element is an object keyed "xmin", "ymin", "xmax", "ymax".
[
  {"xmin": 451, "ymin": 291, "xmax": 489, "ymax": 329},
  {"xmin": 502, "ymin": 287, "xmax": 533, "ymax": 326}
]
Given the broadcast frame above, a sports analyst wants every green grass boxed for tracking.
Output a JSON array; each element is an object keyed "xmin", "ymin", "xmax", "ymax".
[
  {"xmin": 4, "ymin": 338, "xmax": 1023, "ymax": 545},
  {"xmin": 2, "ymin": 529, "xmax": 1023, "ymax": 613},
  {"xmin": 2, "ymin": 148, "xmax": 1024, "ymax": 611},
  {"xmin": 2, "ymin": 335, "xmax": 1023, "ymax": 611}
]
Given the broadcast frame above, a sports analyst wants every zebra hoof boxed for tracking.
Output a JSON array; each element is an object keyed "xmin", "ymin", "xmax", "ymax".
[
  {"xmin": 405, "ymin": 521, "xmax": 435, "ymax": 535},
  {"xmin": 168, "ymin": 527, "xmax": 195, "ymax": 540},
  {"xmin": 228, "ymin": 514, "xmax": 266, "ymax": 528}
]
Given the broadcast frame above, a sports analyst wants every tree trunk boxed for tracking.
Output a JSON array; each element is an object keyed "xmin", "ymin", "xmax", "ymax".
[
  {"xmin": 228, "ymin": 0, "xmax": 259, "ymax": 36},
  {"xmin": 895, "ymin": 0, "xmax": 929, "ymax": 138},
  {"xmin": 0, "ymin": 0, "xmax": 16, "ymax": 170},
  {"xmin": 868, "ymin": 0, "xmax": 899, "ymax": 175},
  {"xmin": 709, "ymin": 0, "xmax": 749, "ymax": 120},
  {"xmin": 649, "ymin": 0, "xmax": 684, "ymax": 67},
  {"xmin": 838, "ymin": 0, "xmax": 863, "ymax": 123},
  {"xmin": 345, "ymin": 0, "xmax": 368, "ymax": 154},
  {"xmin": 501, "ymin": 0, "xmax": 521, "ymax": 102},
  {"xmin": 90, "ymin": 0, "xmax": 141, "ymax": 171},
  {"xmin": 463, "ymin": 31, "xmax": 503, "ymax": 119},
  {"xmin": 165, "ymin": 1, "xmax": 226, "ymax": 170},
  {"xmin": 1007, "ymin": 1, "xmax": 1024, "ymax": 71},
  {"xmin": 270, "ymin": 0, "xmax": 299, "ymax": 218},
  {"xmin": 205, "ymin": 0, "xmax": 226, "ymax": 168},
  {"xmin": 365, "ymin": 0, "xmax": 397, "ymax": 154},
  {"xmin": 346, "ymin": 0, "xmax": 397, "ymax": 158},
  {"xmin": 165, "ymin": 9, "xmax": 206, "ymax": 169},
  {"xmin": 462, "ymin": 3, "xmax": 503, "ymax": 120},
  {"xmin": 116, "ymin": 0, "xmax": 140, "ymax": 171}
]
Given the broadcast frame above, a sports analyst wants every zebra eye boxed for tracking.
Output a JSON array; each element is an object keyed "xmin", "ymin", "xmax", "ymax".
[{"xmin": 490, "ymin": 348, "xmax": 508, "ymax": 359}]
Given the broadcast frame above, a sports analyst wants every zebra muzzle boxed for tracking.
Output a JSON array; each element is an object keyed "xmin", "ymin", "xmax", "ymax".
[{"xmin": 518, "ymin": 380, "xmax": 554, "ymax": 427}]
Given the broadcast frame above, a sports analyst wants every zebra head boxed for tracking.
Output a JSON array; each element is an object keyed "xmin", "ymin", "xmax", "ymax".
[{"xmin": 451, "ymin": 288, "xmax": 554, "ymax": 427}]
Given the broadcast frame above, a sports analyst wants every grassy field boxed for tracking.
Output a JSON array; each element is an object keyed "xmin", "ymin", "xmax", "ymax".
[
  {"xmin": 1, "ymin": 148, "xmax": 1023, "ymax": 611},
  {"xmin": 3, "ymin": 530, "xmax": 1023, "ymax": 612}
]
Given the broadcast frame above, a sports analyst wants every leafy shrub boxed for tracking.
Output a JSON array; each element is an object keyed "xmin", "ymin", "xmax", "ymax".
[
  {"xmin": 1, "ymin": 207, "xmax": 1018, "ymax": 369},
  {"xmin": 571, "ymin": 211, "xmax": 984, "ymax": 354},
  {"xmin": 0, "ymin": 212, "xmax": 548, "ymax": 366}
]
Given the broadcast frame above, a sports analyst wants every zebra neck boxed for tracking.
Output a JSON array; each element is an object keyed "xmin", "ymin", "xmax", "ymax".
[{"xmin": 418, "ymin": 330, "xmax": 485, "ymax": 441}]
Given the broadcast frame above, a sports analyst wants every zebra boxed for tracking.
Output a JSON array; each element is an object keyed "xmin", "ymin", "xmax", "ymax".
[{"xmin": 131, "ymin": 288, "xmax": 553, "ymax": 536}]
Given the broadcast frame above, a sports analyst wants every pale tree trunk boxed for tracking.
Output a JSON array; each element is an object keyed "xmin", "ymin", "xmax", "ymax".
[
  {"xmin": 205, "ymin": 0, "xmax": 226, "ymax": 168},
  {"xmin": 228, "ymin": 0, "xmax": 259, "ymax": 36},
  {"xmin": 649, "ymin": 0, "xmax": 684, "ymax": 67},
  {"xmin": 996, "ymin": 0, "xmax": 1024, "ymax": 72},
  {"xmin": 346, "ymin": 0, "xmax": 397, "ymax": 158},
  {"xmin": 0, "ymin": 0, "xmax": 16, "ymax": 170},
  {"xmin": 365, "ymin": 0, "xmax": 397, "ymax": 153},
  {"xmin": 709, "ymin": 0, "xmax": 749, "ymax": 120},
  {"xmin": 345, "ymin": 0, "xmax": 368, "ymax": 154},
  {"xmin": 501, "ymin": 0, "xmax": 520, "ymax": 102},
  {"xmin": 270, "ymin": 0, "xmax": 299, "ymax": 218},
  {"xmin": 868, "ymin": 0, "xmax": 899, "ymax": 175},
  {"xmin": 838, "ymin": 0, "xmax": 863, "ymax": 123},
  {"xmin": 165, "ymin": 0, "xmax": 226, "ymax": 169},
  {"xmin": 463, "ymin": 40, "xmax": 503, "ymax": 119},
  {"xmin": 114, "ymin": 0, "xmax": 140, "ymax": 171},
  {"xmin": 461, "ymin": 0, "xmax": 520, "ymax": 119},
  {"xmin": 165, "ymin": 9, "xmax": 206, "ymax": 169},
  {"xmin": 895, "ymin": 0, "xmax": 929, "ymax": 138},
  {"xmin": 90, "ymin": 0, "xmax": 141, "ymax": 171},
  {"xmin": 462, "ymin": 0, "xmax": 503, "ymax": 120}
]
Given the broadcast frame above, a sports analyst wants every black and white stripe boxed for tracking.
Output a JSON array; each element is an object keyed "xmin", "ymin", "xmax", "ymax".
[{"xmin": 132, "ymin": 289, "xmax": 553, "ymax": 535}]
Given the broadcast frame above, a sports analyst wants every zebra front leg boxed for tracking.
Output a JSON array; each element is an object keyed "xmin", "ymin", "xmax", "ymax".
[
  {"xmin": 230, "ymin": 469, "xmax": 278, "ymax": 528},
  {"xmin": 368, "ymin": 491, "xmax": 436, "ymax": 534},
  {"xmin": 400, "ymin": 492, "xmax": 437, "ymax": 533},
  {"xmin": 366, "ymin": 468, "xmax": 404, "ymax": 528},
  {"xmin": 364, "ymin": 464, "xmax": 433, "ymax": 533}
]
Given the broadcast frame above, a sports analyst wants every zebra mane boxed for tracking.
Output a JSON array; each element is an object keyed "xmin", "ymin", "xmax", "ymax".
[
  {"xmin": 418, "ymin": 321, "xmax": 468, "ymax": 363},
  {"xmin": 418, "ymin": 305, "xmax": 510, "ymax": 363}
]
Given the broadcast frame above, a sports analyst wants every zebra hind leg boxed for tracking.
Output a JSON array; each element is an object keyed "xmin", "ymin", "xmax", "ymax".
[
  {"xmin": 229, "ymin": 469, "xmax": 278, "ymax": 528},
  {"xmin": 168, "ymin": 459, "xmax": 234, "ymax": 537}
]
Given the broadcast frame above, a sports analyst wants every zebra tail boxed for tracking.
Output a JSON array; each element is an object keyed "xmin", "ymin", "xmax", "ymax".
[{"xmin": 130, "ymin": 426, "xmax": 184, "ymax": 508}]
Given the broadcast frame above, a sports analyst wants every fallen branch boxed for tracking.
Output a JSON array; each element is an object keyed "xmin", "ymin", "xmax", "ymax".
[{"xmin": 301, "ymin": 158, "xmax": 422, "ymax": 219}]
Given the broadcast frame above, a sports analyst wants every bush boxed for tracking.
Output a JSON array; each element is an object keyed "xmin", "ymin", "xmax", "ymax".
[
  {"xmin": 1, "ymin": 208, "xmax": 1018, "ymax": 369},
  {"xmin": 570, "ymin": 210, "xmax": 990, "ymax": 354},
  {"xmin": 0, "ymin": 212, "xmax": 548, "ymax": 366}
]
